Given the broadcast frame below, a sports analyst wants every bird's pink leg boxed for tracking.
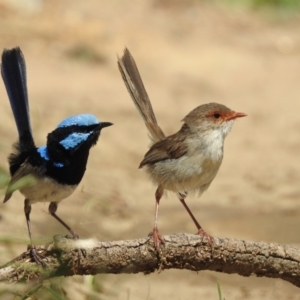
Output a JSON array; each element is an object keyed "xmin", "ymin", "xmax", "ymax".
[
  {"xmin": 148, "ymin": 185, "xmax": 165, "ymax": 250},
  {"xmin": 178, "ymin": 192, "xmax": 213, "ymax": 244}
]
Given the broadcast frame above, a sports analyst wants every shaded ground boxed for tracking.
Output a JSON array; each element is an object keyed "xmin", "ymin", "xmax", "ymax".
[{"xmin": 0, "ymin": 0, "xmax": 300, "ymax": 298}]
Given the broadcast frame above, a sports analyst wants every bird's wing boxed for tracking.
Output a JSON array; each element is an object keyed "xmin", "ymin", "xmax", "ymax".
[
  {"xmin": 3, "ymin": 160, "xmax": 37, "ymax": 203},
  {"xmin": 139, "ymin": 133, "xmax": 188, "ymax": 168}
]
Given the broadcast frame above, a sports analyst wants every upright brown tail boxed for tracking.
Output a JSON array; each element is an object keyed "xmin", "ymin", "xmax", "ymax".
[{"xmin": 118, "ymin": 48, "xmax": 165, "ymax": 144}]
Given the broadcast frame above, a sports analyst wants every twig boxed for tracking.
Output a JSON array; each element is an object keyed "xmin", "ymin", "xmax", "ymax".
[{"xmin": 0, "ymin": 234, "xmax": 299, "ymax": 288}]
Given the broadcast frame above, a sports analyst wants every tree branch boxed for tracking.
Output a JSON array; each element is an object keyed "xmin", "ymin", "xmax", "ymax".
[{"xmin": 0, "ymin": 234, "xmax": 299, "ymax": 288}]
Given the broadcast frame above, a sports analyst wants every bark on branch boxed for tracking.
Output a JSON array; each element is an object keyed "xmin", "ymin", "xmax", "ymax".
[{"xmin": 0, "ymin": 234, "xmax": 299, "ymax": 288}]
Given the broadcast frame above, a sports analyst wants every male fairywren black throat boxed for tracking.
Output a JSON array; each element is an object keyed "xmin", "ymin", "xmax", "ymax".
[{"xmin": 1, "ymin": 47, "xmax": 112, "ymax": 264}]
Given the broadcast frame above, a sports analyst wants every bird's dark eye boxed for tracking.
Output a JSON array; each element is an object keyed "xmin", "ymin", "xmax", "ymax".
[{"xmin": 213, "ymin": 113, "xmax": 221, "ymax": 119}]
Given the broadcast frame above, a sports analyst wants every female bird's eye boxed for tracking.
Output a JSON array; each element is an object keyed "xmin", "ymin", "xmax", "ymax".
[{"xmin": 213, "ymin": 113, "xmax": 221, "ymax": 119}]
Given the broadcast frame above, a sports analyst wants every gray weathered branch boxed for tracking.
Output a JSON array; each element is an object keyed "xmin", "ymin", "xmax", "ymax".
[{"xmin": 0, "ymin": 234, "xmax": 299, "ymax": 288}]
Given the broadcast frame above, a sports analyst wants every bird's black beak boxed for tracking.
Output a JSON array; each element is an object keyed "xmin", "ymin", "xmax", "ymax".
[{"xmin": 99, "ymin": 122, "xmax": 113, "ymax": 129}]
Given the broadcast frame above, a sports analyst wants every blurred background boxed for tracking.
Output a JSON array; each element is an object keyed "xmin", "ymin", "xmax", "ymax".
[{"xmin": 0, "ymin": 0, "xmax": 300, "ymax": 299}]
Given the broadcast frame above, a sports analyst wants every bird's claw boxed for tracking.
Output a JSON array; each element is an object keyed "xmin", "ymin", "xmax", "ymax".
[
  {"xmin": 68, "ymin": 234, "xmax": 87, "ymax": 260},
  {"xmin": 29, "ymin": 246, "xmax": 47, "ymax": 267},
  {"xmin": 196, "ymin": 228, "xmax": 214, "ymax": 244},
  {"xmin": 148, "ymin": 228, "xmax": 165, "ymax": 251}
]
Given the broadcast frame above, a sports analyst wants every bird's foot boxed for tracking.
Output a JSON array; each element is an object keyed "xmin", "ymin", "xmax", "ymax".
[
  {"xmin": 148, "ymin": 227, "xmax": 165, "ymax": 251},
  {"xmin": 196, "ymin": 228, "xmax": 214, "ymax": 244},
  {"xmin": 28, "ymin": 245, "xmax": 47, "ymax": 267},
  {"xmin": 66, "ymin": 234, "xmax": 87, "ymax": 259}
]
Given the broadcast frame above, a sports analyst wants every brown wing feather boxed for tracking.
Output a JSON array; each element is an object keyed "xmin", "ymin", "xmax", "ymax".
[{"xmin": 139, "ymin": 132, "xmax": 188, "ymax": 168}]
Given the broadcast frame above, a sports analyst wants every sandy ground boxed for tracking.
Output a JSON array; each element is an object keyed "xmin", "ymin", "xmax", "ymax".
[{"xmin": 0, "ymin": 0, "xmax": 300, "ymax": 299}]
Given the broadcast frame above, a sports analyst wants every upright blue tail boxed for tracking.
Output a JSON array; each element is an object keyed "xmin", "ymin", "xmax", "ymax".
[{"xmin": 1, "ymin": 47, "xmax": 32, "ymax": 139}]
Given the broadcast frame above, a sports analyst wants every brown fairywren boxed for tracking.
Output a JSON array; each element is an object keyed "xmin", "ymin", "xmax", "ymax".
[{"xmin": 118, "ymin": 48, "xmax": 246, "ymax": 250}]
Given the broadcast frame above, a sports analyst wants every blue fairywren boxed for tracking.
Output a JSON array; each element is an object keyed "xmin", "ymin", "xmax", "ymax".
[{"xmin": 1, "ymin": 47, "xmax": 112, "ymax": 264}]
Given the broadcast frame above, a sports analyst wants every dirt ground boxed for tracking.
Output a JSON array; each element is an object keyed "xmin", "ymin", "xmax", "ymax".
[{"xmin": 0, "ymin": 0, "xmax": 300, "ymax": 299}]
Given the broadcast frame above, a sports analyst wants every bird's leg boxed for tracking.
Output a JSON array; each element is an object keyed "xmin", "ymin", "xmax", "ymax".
[
  {"xmin": 48, "ymin": 202, "xmax": 79, "ymax": 239},
  {"xmin": 24, "ymin": 199, "xmax": 46, "ymax": 266},
  {"xmin": 178, "ymin": 192, "xmax": 213, "ymax": 243},
  {"xmin": 148, "ymin": 185, "xmax": 165, "ymax": 250},
  {"xmin": 49, "ymin": 202, "xmax": 86, "ymax": 262}
]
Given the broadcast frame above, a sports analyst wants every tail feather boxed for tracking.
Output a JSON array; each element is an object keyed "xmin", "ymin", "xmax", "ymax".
[
  {"xmin": 1, "ymin": 47, "xmax": 32, "ymax": 139},
  {"xmin": 118, "ymin": 48, "xmax": 165, "ymax": 143}
]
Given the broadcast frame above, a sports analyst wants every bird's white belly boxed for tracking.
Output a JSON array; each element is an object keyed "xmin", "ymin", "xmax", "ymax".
[
  {"xmin": 146, "ymin": 134, "xmax": 224, "ymax": 194},
  {"xmin": 20, "ymin": 176, "xmax": 77, "ymax": 205},
  {"xmin": 147, "ymin": 154, "xmax": 221, "ymax": 193}
]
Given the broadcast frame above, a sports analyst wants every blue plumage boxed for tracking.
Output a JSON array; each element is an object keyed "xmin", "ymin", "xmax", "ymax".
[
  {"xmin": 53, "ymin": 162, "xmax": 64, "ymax": 168},
  {"xmin": 37, "ymin": 145, "xmax": 49, "ymax": 160},
  {"xmin": 57, "ymin": 114, "xmax": 99, "ymax": 128},
  {"xmin": 37, "ymin": 146, "xmax": 64, "ymax": 167},
  {"xmin": 59, "ymin": 132, "xmax": 92, "ymax": 149}
]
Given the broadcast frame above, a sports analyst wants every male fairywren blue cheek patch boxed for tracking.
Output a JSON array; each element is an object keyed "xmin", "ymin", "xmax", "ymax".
[{"xmin": 59, "ymin": 132, "xmax": 92, "ymax": 150}]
